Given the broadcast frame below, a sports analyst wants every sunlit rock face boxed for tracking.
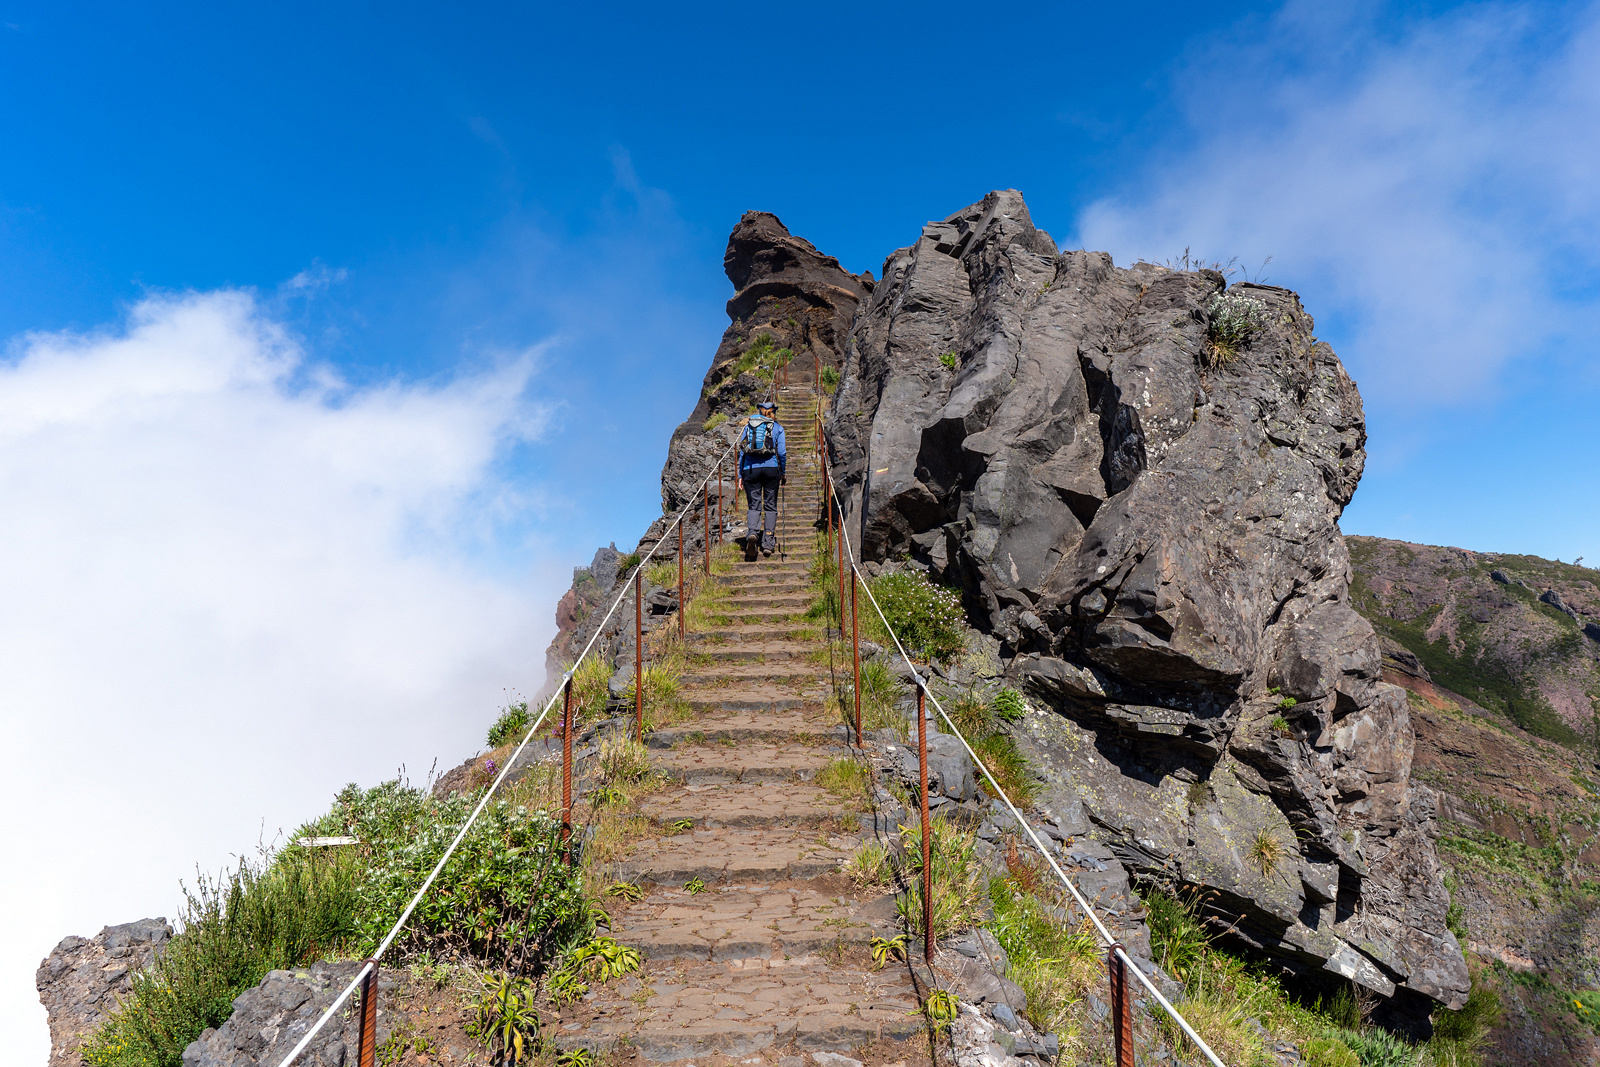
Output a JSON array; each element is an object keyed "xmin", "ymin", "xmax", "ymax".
[{"xmin": 824, "ymin": 189, "xmax": 1467, "ymax": 1022}]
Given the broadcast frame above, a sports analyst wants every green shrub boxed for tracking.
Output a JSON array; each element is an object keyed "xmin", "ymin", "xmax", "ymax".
[
  {"xmin": 1340, "ymin": 1029, "xmax": 1417, "ymax": 1067},
  {"xmin": 1302, "ymin": 1037, "xmax": 1360, "ymax": 1067},
  {"xmin": 989, "ymin": 875, "xmax": 1100, "ymax": 1036},
  {"xmin": 308, "ymin": 780, "xmax": 591, "ymax": 965},
  {"xmin": 487, "ymin": 701, "xmax": 531, "ymax": 748},
  {"xmin": 1574, "ymin": 988, "xmax": 1600, "ymax": 1034},
  {"xmin": 702, "ymin": 412, "xmax": 728, "ymax": 432},
  {"xmin": 617, "ymin": 551, "xmax": 642, "ymax": 573},
  {"xmin": 82, "ymin": 850, "xmax": 360, "ymax": 1067},
  {"xmin": 938, "ymin": 352, "xmax": 957, "ymax": 370},
  {"xmin": 897, "ymin": 817, "xmax": 986, "ymax": 938},
  {"xmin": 992, "ymin": 687, "xmax": 1027, "ymax": 723},
  {"xmin": 865, "ymin": 570, "xmax": 967, "ymax": 662},
  {"xmin": 1205, "ymin": 291, "xmax": 1267, "ymax": 365},
  {"xmin": 820, "ymin": 365, "xmax": 840, "ymax": 393},
  {"xmin": 1144, "ymin": 888, "xmax": 1211, "ymax": 982},
  {"xmin": 973, "ymin": 731, "xmax": 1036, "ymax": 806}
]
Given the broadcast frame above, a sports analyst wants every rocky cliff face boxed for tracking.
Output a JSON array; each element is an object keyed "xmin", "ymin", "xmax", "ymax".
[
  {"xmin": 37, "ymin": 919, "xmax": 172, "ymax": 1067},
  {"xmin": 822, "ymin": 190, "xmax": 1468, "ymax": 1020}
]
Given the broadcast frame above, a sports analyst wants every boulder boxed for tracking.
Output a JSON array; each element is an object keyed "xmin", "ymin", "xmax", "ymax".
[
  {"xmin": 37, "ymin": 918, "xmax": 173, "ymax": 1067},
  {"xmin": 181, "ymin": 962, "xmax": 391, "ymax": 1067},
  {"xmin": 823, "ymin": 190, "xmax": 1467, "ymax": 1014}
]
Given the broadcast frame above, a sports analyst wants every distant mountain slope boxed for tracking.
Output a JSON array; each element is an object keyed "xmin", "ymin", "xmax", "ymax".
[
  {"xmin": 1346, "ymin": 535, "xmax": 1600, "ymax": 750},
  {"xmin": 1348, "ymin": 535, "xmax": 1600, "ymax": 1063}
]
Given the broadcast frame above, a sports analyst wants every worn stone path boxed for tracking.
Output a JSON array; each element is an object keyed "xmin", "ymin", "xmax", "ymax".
[{"xmin": 553, "ymin": 385, "xmax": 924, "ymax": 1063}]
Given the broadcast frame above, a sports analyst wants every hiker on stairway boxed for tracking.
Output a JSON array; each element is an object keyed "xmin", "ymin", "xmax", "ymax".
[{"xmin": 739, "ymin": 400, "xmax": 786, "ymax": 560}]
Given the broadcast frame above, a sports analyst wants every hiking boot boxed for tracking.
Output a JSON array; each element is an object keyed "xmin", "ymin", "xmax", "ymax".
[
  {"xmin": 743, "ymin": 535, "xmax": 758, "ymax": 562},
  {"xmin": 761, "ymin": 533, "xmax": 776, "ymax": 556}
]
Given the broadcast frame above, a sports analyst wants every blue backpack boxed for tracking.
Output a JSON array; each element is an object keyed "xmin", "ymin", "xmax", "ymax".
[{"xmin": 744, "ymin": 417, "xmax": 776, "ymax": 459}]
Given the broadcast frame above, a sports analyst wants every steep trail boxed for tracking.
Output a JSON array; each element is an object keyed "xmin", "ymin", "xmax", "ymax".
[{"xmin": 553, "ymin": 385, "xmax": 924, "ymax": 1063}]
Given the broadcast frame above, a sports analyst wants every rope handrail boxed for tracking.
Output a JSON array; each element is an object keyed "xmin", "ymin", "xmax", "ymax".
[
  {"xmin": 816, "ymin": 427, "xmax": 1227, "ymax": 1067},
  {"xmin": 275, "ymin": 438, "xmax": 739, "ymax": 1067}
]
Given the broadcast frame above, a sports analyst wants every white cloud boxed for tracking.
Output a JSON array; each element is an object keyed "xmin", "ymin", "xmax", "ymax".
[
  {"xmin": 1073, "ymin": 0, "xmax": 1600, "ymax": 405},
  {"xmin": 0, "ymin": 290, "xmax": 561, "ymax": 1055}
]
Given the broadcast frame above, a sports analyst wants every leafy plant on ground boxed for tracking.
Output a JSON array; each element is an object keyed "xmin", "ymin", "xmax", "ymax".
[
  {"xmin": 82, "ymin": 849, "xmax": 360, "ymax": 1067},
  {"xmin": 941, "ymin": 688, "xmax": 1036, "ymax": 805},
  {"xmin": 938, "ymin": 352, "xmax": 957, "ymax": 370},
  {"xmin": 685, "ymin": 877, "xmax": 706, "ymax": 895},
  {"xmin": 991, "ymin": 687, "xmax": 1027, "ymax": 723},
  {"xmin": 606, "ymin": 881, "xmax": 644, "ymax": 902},
  {"xmin": 469, "ymin": 973, "xmax": 542, "ymax": 1065},
  {"xmin": 1301, "ymin": 1037, "xmax": 1360, "ymax": 1067},
  {"xmin": 870, "ymin": 934, "xmax": 907, "ymax": 969},
  {"xmin": 1144, "ymin": 887, "xmax": 1211, "ymax": 983},
  {"xmin": 488, "ymin": 701, "xmax": 532, "ymax": 748},
  {"xmin": 897, "ymin": 816, "xmax": 986, "ymax": 938},
  {"xmin": 923, "ymin": 988, "xmax": 959, "ymax": 1030},
  {"xmin": 617, "ymin": 551, "xmax": 642, "ymax": 573},
  {"xmin": 702, "ymin": 412, "xmax": 728, "ymax": 432},
  {"xmin": 820, "ymin": 365, "xmax": 840, "ymax": 393},
  {"xmin": 864, "ymin": 570, "xmax": 967, "ymax": 663}
]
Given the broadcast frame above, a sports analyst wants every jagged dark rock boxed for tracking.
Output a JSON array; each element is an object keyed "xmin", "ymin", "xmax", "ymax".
[
  {"xmin": 37, "ymin": 919, "xmax": 173, "ymax": 1067},
  {"xmin": 180, "ymin": 963, "xmax": 397, "ymax": 1067},
  {"xmin": 822, "ymin": 190, "xmax": 1467, "ymax": 1019}
]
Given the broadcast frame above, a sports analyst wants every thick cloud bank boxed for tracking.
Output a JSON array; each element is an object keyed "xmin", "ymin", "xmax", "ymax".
[{"xmin": 2, "ymin": 291, "xmax": 557, "ymax": 1054}]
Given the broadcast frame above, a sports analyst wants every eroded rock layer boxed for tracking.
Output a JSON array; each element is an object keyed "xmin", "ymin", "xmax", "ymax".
[{"xmin": 823, "ymin": 190, "xmax": 1468, "ymax": 1018}]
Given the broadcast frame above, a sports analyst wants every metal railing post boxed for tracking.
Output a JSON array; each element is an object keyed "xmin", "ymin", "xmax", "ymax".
[
  {"xmin": 635, "ymin": 570, "xmax": 644, "ymax": 740},
  {"xmin": 354, "ymin": 960, "xmax": 378, "ymax": 1067},
  {"xmin": 851, "ymin": 569, "xmax": 862, "ymax": 744},
  {"xmin": 917, "ymin": 681, "xmax": 934, "ymax": 963},
  {"xmin": 716, "ymin": 462, "xmax": 722, "ymax": 543},
  {"xmin": 835, "ymin": 489, "xmax": 845, "ymax": 635},
  {"xmin": 703, "ymin": 490, "xmax": 710, "ymax": 575},
  {"xmin": 561, "ymin": 677, "xmax": 574, "ymax": 860},
  {"xmin": 677, "ymin": 517, "xmax": 685, "ymax": 640},
  {"xmin": 1110, "ymin": 944, "xmax": 1134, "ymax": 1067}
]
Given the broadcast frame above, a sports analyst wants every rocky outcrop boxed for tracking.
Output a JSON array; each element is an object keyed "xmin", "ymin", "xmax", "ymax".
[
  {"xmin": 822, "ymin": 190, "xmax": 1467, "ymax": 1020},
  {"xmin": 180, "ymin": 963, "xmax": 394, "ymax": 1067},
  {"xmin": 543, "ymin": 212, "xmax": 870, "ymax": 683},
  {"xmin": 37, "ymin": 918, "xmax": 173, "ymax": 1067}
]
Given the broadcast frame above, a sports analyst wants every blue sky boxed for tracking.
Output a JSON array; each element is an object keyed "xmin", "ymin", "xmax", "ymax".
[{"xmin": 5, "ymin": 0, "xmax": 1599, "ymax": 1051}]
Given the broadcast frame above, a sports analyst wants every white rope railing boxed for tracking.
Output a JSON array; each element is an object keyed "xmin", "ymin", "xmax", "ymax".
[
  {"xmin": 275, "ymin": 439, "xmax": 738, "ymax": 1067},
  {"xmin": 818, "ymin": 428, "xmax": 1227, "ymax": 1067}
]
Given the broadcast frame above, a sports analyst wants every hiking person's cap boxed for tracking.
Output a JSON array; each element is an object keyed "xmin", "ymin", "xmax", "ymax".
[{"xmin": 757, "ymin": 401, "xmax": 777, "ymax": 412}]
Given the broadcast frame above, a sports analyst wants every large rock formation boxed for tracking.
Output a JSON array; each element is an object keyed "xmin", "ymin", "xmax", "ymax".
[
  {"xmin": 37, "ymin": 919, "xmax": 173, "ymax": 1067},
  {"xmin": 823, "ymin": 191, "xmax": 1468, "ymax": 1020},
  {"xmin": 543, "ymin": 211, "xmax": 870, "ymax": 680}
]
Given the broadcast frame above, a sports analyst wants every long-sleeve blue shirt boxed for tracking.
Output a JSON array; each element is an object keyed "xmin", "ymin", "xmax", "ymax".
[{"xmin": 738, "ymin": 418, "xmax": 786, "ymax": 476}]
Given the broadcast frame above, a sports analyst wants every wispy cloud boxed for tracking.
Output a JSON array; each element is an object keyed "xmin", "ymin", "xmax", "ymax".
[
  {"xmin": 1, "ymin": 290, "xmax": 561, "ymax": 1045},
  {"xmin": 1074, "ymin": 0, "xmax": 1600, "ymax": 405}
]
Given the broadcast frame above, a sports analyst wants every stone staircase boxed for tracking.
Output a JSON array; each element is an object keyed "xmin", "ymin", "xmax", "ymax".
[{"xmin": 551, "ymin": 386, "xmax": 923, "ymax": 1062}]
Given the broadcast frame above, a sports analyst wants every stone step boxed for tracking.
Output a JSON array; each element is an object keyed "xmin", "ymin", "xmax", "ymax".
[
  {"xmin": 695, "ymin": 645, "xmax": 814, "ymax": 664},
  {"xmin": 682, "ymin": 693, "xmax": 812, "ymax": 714},
  {"xmin": 612, "ymin": 827, "xmax": 859, "ymax": 885},
  {"xmin": 639, "ymin": 782, "xmax": 848, "ymax": 829},
  {"xmin": 688, "ymin": 625, "xmax": 817, "ymax": 644},
  {"xmin": 605, "ymin": 883, "xmax": 901, "ymax": 961},
  {"xmin": 551, "ymin": 958, "xmax": 920, "ymax": 1060},
  {"xmin": 723, "ymin": 593, "xmax": 812, "ymax": 608},
  {"xmin": 702, "ymin": 609, "xmax": 813, "ymax": 624},
  {"xmin": 652, "ymin": 709, "xmax": 841, "ymax": 746},
  {"xmin": 655, "ymin": 740, "xmax": 847, "ymax": 783},
  {"xmin": 682, "ymin": 663, "xmax": 819, "ymax": 685}
]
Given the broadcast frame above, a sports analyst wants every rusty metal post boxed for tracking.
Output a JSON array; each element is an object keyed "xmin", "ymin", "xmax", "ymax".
[
  {"xmin": 354, "ymin": 960, "xmax": 378, "ymax": 1067},
  {"xmin": 677, "ymin": 517, "xmax": 685, "ymax": 640},
  {"xmin": 1109, "ymin": 945, "xmax": 1134, "ymax": 1067},
  {"xmin": 917, "ymin": 681, "xmax": 934, "ymax": 963},
  {"xmin": 561, "ymin": 677, "xmax": 573, "ymax": 858},
  {"xmin": 703, "ymin": 489, "xmax": 710, "ymax": 574},
  {"xmin": 836, "ymin": 490, "xmax": 846, "ymax": 636},
  {"xmin": 716, "ymin": 462, "xmax": 722, "ymax": 543},
  {"xmin": 851, "ymin": 570, "xmax": 861, "ymax": 744},
  {"xmin": 635, "ymin": 570, "xmax": 644, "ymax": 739}
]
